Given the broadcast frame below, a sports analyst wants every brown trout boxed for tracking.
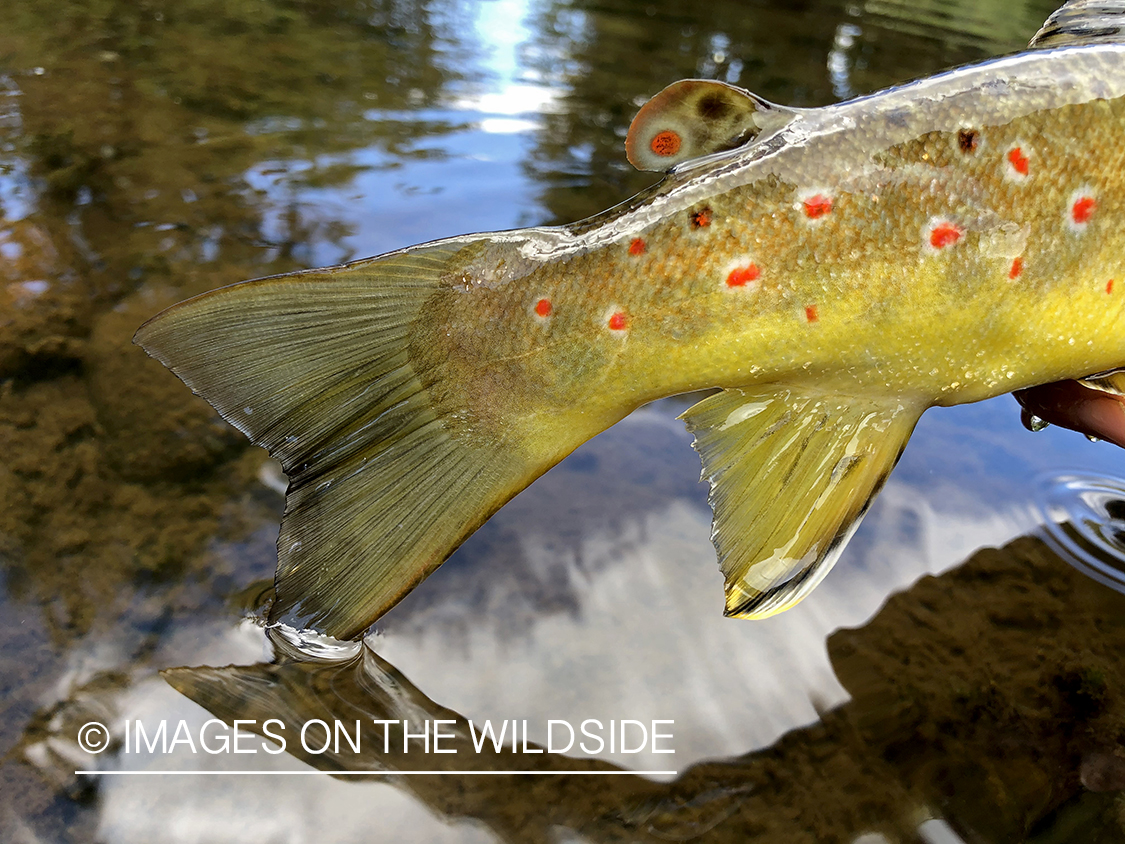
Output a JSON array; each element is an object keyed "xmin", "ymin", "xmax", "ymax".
[{"xmin": 137, "ymin": 2, "xmax": 1125, "ymax": 640}]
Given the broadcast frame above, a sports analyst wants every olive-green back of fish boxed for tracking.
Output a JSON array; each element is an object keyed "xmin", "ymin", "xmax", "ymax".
[{"xmin": 136, "ymin": 1, "xmax": 1125, "ymax": 640}]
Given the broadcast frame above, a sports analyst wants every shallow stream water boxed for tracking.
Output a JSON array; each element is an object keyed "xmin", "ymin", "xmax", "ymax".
[{"xmin": 4, "ymin": 1, "xmax": 1125, "ymax": 841}]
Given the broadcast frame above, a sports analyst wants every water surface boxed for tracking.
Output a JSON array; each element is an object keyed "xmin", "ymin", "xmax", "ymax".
[{"xmin": 4, "ymin": 1, "xmax": 1125, "ymax": 842}]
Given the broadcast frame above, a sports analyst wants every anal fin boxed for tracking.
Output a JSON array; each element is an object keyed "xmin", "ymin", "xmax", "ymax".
[{"xmin": 681, "ymin": 387, "xmax": 924, "ymax": 618}]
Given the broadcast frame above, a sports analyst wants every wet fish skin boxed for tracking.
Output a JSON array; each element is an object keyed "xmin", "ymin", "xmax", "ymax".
[
  {"xmin": 136, "ymin": 37, "xmax": 1125, "ymax": 640},
  {"xmin": 429, "ymin": 48, "xmax": 1125, "ymax": 420}
]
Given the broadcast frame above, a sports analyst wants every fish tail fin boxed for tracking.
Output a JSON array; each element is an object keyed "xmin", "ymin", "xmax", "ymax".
[{"xmin": 135, "ymin": 237, "xmax": 587, "ymax": 640}]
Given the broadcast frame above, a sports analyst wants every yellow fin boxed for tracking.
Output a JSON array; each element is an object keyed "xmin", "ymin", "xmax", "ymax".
[
  {"xmin": 681, "ymin": 387, "xmax": 923, "ymax": 618},
  {"xmin": 1079, "ymin": 368, "xmax": 1125, "ymax": 397},
  {"xmin": 1029, "ymin": 3, "xmax": 1125, "ymax": 51},
  {"xmin": 135, "ymin": 239, "xmax": 550, "ymax": 640},
  {"xmin": 625, "ymin": 79, "xmax": 793, "ymax": 172}
]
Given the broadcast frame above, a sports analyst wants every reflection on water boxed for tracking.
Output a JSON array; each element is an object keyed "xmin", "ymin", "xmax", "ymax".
[
  {"xmin": 3, "ymin": 0, "xmax": 1125, "ymax": 841},
  {"xmin": 1036, "ymin": 473, "xmax": 1125, "ymax": 597},
  {"xmin": 84, "ymin": 534, "xmax": 1125, "ymax": 843}
]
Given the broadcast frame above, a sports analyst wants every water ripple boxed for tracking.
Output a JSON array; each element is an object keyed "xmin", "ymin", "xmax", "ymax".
[{"xmin": 1034, "ymin": 472, "xmax": 1125, "ymax": 595}]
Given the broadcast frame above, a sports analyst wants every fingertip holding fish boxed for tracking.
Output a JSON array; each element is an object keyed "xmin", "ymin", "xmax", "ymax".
[
  {"xmin": 1076, "ymin": 391, "xmax": 1125, "ymax": 450},
  {"xmin": 1018, "ymin": 380, "xmax": 1125, "ymax": 450}
]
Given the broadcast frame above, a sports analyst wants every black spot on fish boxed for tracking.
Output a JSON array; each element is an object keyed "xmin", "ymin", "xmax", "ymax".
[
  {"xmin": 691, "ymin": 207, "xmax": 713, "ymax": 228},
  {"xmin": 697, "ymin": 92, "xmax": 731, "ymax": 121},
  {"xmin": 958, "ymin": 128, "xmax": 980, "ymax": 154}
]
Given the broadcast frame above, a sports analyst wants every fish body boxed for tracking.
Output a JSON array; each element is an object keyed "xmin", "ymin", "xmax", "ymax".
[
  {"xmin": 433, "ymin": 47, "xmax": 1125, "ymax": 414},
  {"xmin": 137, "ymin": 11, "xmax": 1125, "ymax": 640}
]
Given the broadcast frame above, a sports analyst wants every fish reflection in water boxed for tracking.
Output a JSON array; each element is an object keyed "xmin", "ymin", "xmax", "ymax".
[{"xmin": 164, "ymin": 534, "xmax": 1125, "ymax": 844}]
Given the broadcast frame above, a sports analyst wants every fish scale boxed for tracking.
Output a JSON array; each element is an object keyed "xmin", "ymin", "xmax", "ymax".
[{"xmin": 137, "ymin": 3, "xmax": 1125, "ymax": 640}]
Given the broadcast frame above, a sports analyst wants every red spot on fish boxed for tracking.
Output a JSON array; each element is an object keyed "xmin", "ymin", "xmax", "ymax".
[
  {"xmin": 930, "ymin": 222, "xmax": 962, "ymax": 249},
  {"xmin": 608, "ymin": 311, "xmax": 629, "ymax": 331},
  {"xmin": 691, "ymin": 207, "xmax": 712, "ymax": 228},
  {"xmin": 1073, "ymin": 196, "xmax": 1097, "ymax": 225},
  {"xmin": 1007, "ymin": 147, "xmax": 1029, "ymax": 176},
  {"xmin": 1009, "ymin": 257, "xmax": 1023, "ymax": 280},
  {"xmin": 726, "ymin": 264, "xmax": 761, "ymax": 287},
  {"xmin": 534, "ymin": 298, "xmax": 552, "ymax": 317},
  {"xmin": 803, "ymin": 194, "xmax": 832, "ymax": 219},
  {"xmin": 1108, "ymin": 279, "xmax": 1115, "ymax": 294},
  {"xmin": 805, "ymin": 305, "xmax": 819, "ymax": 323},
  {"xmin": 650, "ymin": 130, "xmax": 681, "ymax": 157},
  {"xmin": 629, "ymin": 238, "xmax": 646, "ymax": 255}
]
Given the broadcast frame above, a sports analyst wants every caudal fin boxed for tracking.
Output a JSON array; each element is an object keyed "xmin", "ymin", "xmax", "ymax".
[{"xmin": 135, "ymin": 238, "xmax": 567, "ymax": 640}]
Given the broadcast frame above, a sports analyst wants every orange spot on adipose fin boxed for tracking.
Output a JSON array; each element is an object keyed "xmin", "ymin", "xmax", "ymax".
[
  {"xmin": 629, "ymin": 238, "xmax": 646, "ymax": 256},
  {"xmin": 650, "ymin": 130, "xmax": 682, "ymax": 157}
]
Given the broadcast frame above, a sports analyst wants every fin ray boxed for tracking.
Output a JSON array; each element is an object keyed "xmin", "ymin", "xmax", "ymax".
[
  {"xmin": 682, "ymin": 387, "xmax": 923, "ymax": 618},
  {"xmin": 1079, "ymin": 367, "xmax": 1125, "ymax": 396},
  {"xmin": 1029, "ymin": 1, "xmax": 1125, "ymax": 50},
  {"xmin": 135, "ymin": 239, "xmax": 550, "ymax": 639}
]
